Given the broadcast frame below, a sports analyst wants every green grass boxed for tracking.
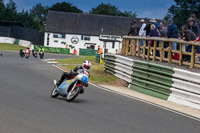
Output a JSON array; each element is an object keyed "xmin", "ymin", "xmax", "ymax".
[
  {"xmin": 0, "ymin": 43, "xmax": 26, "ymax": 51},
  {"xmin": 55, "ymin": 56, "xmax": 118, "ymax": 84}
]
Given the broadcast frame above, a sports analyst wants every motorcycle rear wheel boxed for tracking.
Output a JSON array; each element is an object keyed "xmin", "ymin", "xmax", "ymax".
[
  {"xmin": 51, "ymin": 86, "xmax": 59, "ymax": 98},
  {"xmin": 66, "ymin": 87, "xmax": 81, "ymax": 102}
]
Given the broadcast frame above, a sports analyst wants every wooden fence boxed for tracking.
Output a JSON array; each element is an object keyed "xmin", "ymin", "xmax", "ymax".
[{"xmin": 121, "ymin": 36, "xmax": 200, "ymax": 68}]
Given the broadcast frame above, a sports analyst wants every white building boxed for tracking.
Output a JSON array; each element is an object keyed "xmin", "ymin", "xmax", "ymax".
[{"xmin": 44, "ymin": 11, "xmax": 136, "ymax": 55}]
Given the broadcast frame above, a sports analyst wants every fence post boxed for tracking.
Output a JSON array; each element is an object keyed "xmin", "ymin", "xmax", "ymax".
[
  {"xmin": 142, "ymin": 40, "xmax": 146, "ymax": 59},
  {"xmin": 121, "ymin": 39, "xmax": 125, "ymax": 55},
  {"xmin": 168, "ymin": 42, "xmax": 172, "ymax": 63},
  {"xmin": 190, "ymin": 45, "xmax": 195, "ymax": 68},
  {"xmin": 147, "ymin": 43, "xmax": 150, "ymax": 61},
  {"xmin": 133, "ymin": 40, "xmax": 136, "ymax": 56},
  {"xmin": 130, "ymin": 39, "xmax": 133, "ymax": 55},
  {"xmin": 125, "ymin": 39, "xmax": 129, "ymax": 56},
  {"xmin": 138, "ymin": 39, "xmax": 141, "ymax": 57},
  {"xmin": 179, "ymin": 43, "xmax": 183, "ymax": 66},
  {"xmin": 160, "ymin": 41, "xmax": 164, "ymax": 62},
  {"xmin": 153, "ymin": 40, "xmax": 157, "ymax": 62}
]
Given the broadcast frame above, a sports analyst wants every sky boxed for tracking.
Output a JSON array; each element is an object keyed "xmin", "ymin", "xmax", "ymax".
[{"xmin": 4, "ymin": 0, "xmax": 175, "ymax": 19}]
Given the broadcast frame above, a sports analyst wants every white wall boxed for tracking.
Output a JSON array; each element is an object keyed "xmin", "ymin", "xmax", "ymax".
[
  {"xmin": 0, "ymin": 37, "xmax": 31, "ymax": 47},
  {"xmin": 44, "ymin": 32, "xmax": 122, "ymax": 55}
]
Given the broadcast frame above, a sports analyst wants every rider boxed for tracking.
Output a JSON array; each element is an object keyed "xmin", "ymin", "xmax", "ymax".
[
  {"xmin": 25, "ymin": 48, "xmax": 30, "ymax": 55},
  {"xmin": 56, "ymin": 60, "xmax": 91, "ymax": 93}
]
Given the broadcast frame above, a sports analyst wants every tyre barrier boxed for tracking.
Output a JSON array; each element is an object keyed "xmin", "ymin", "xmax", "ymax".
[{"xmin": 104, "ymin": 53, "xmax": 200, "ymax": 110}]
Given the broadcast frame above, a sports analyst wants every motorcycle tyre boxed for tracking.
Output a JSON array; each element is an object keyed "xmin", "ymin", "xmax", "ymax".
[
  {"xmin": 51, "ymin": 86, "xmax": 59, "ymax": 98},
  {"xmin": 66, "ymin": 86, "xmax": 81, "ymax": 102}
]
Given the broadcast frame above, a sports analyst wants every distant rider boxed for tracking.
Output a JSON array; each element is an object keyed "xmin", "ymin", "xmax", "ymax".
[
  {"xmin": 56, "ymin": 60, "xmax": 91, "ymax": 93},
  {"xmin": 25, "ymin": 48, "xmax": 30, "ymax": 55}
]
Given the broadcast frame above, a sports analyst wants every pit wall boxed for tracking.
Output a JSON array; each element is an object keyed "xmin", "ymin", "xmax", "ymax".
[{"xmin": 104, "ymin": 54, "xmax": 200, "ymax": 110}]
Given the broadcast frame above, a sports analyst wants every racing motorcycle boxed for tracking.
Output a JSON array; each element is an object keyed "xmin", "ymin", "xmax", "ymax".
[
  {"xmin": 25, "ymin": 52, "xmax": 30, "ymax": 59},
  {"xmin": 39, "ymin": 51, "xmax": 44, "ymax": 59},
  {"xmin": 51, "ymin": 69, "xmax": 89, "ymax": 102},
  {"xmin": 32, "ymin": 51, "xmax": 38, "ymax": 58}
]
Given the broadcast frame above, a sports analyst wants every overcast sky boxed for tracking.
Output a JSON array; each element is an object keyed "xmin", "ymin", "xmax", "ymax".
[{"xmin": 4, "ymin": 0, "xmax": 175, "ymax": 19}]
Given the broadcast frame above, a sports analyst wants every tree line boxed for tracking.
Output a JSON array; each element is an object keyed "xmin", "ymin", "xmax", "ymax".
[
  {"xmin": 0, "ymin": 0, "xmax": 199, "ymax": 31},
  {"xmin": 0, "ymin": 1, "xmax": 136, "ymax": 32}
]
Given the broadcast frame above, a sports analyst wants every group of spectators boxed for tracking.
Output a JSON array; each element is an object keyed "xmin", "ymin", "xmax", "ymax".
[{"xmin": 128, "ymin": 13, "xmax": 200, "ymax": 61}]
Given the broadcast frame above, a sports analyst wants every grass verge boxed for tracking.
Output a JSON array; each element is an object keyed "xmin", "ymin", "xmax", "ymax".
[
  {"xmin": 55, "ymin": 56, "xmax": 128, "ymax": 86},
  {"xmin": 0, "ymin": 43, "xmax": 26, "ymax": 51}
]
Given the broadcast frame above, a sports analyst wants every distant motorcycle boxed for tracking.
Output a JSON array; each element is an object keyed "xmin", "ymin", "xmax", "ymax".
[
  {"xmin": 51, "ymin": 69, "xmax": 89, "ymax": 102},
  {"xmin": 32, "ymin": 51, "xmax": 38, "ymax": 58},
  {"xmin": 39, "ymin": 51, "xmax": 44, "ymax": 59},
  {"xmin": 19, "ymin": 49, "xmax": 25, "ymax": 57},
  {"xmin": 25, "ymin": 52, "xmax": 30, "ymax": 59},
  {"xmin": 0, "ymin": 52, "xmax": 2, "ymax": 57}
]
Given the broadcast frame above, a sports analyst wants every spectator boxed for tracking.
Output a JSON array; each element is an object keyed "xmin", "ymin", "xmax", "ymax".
[
  {"xmin": 151, "ymin": 18, "xmax": 159, "ymax": 29},
  {"xmin": 128, "ymin": 20, "xmax": 140, "ymax": 36},
  {"xmin": 139, "ymin": 19, "xmax": 146, "ymax": 47},
  {"xmin": 159, "ymin": 24, "xmax": 168, "ymax": 58},
  {"xmin": 149, "ymin": 24, "xmax": 160, "ymax": 56},
  {"xmin": 190, "ymin": 13, "xmax": 200, "ymax": 35},
  {"xmin": 144, "ymin": 19, "xmax": 154, "ymax": 37},
  {"xmin": 181, "ymin": 25, "xmax": 197, "ymax": 61},
  {"xmin": 188, "ymin": 17, "xmax": 199, "ymax": 36},
  {"xmin": 115, "ymin": 49, "xmax": 118, "ymax": 55},
  {"xmin": 167, "ymin": 18, "xmax": 178, "ymax": 50}
]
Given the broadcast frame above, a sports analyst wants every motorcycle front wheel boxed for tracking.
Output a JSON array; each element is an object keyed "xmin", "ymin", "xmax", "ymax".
[
  {"xmin": 51, "ymin": 86, "xmax": 59, "ymax": 98},
  {"xmin": 66, "ymin": 86, "xmax": 81, "ymax": 102}
]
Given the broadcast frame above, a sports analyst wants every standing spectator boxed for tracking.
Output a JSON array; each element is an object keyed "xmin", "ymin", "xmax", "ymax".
[
  {"xmin": 151, "ymin": 18, "xmax": 159, "ymax": 29},
  {"xmin": 187, "ymin": 17, "xmax": 200, "ymax": 53},
  {"xmin": 139, "ymin": 19, "xmax": 146, "ymax": 47},
  {"xmin": 190, "ymin": 13, "xmax": 200, "ymax": 35},
  {"xmin": 181, "ymin": 25, "xmax": 197, "ymax": 61},
  {"xmin": 149, "ymin": 24, "xmax": 160, "ymax": 56},
  {"xmin": 159, "ymin": 24, "xmax": 168, "ymax": 58},
  {"xmin": 144, "ymin": 19, "xmax": 154, "ymax": 37},
  {"xmin": 128, "ymin": 20, "xmax": 140, "ymax": 36},
  {"xmin": 167, "ymin": 18, "xmax": 178, "ymax": 50},
  {"xmin": 188, "ymin": 17, "xmax": 199, "ymax": 36}
]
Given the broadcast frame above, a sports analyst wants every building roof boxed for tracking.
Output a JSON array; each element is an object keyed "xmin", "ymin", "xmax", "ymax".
[{"xmin": 45, "ymin": 10, "xmax": 166, "ymax": 36}]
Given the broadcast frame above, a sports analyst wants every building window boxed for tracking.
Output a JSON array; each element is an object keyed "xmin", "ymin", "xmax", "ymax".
[
  {"xmin": 60, "ymin": 34, "xmax": 66, "ymax": 39},
  {"xmin": 81, "ymin": 35, "xmax": 90, "ymax": 41},
  {"xmin": 53, "ymin": 34, "xmax": 59, "ymax": 38},
  {"xmin": 53, "ymin": 33, "xmax": 66, "ymax": 39}
]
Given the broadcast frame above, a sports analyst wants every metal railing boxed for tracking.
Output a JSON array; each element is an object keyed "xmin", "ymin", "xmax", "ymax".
[{"xmin": 121, "ymin": 36, "xmax": 200, "ymax": 68}]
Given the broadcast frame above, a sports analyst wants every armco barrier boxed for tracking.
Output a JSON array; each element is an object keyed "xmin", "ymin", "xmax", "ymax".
[
  {"xmin": 104, "ymin": 54, "xmax": 200, "ymax": 110},
  {"xmin": 34, "ymin": 45, "xmax": 70, "ymax": 54},
  {"xmin": 105, "ymin": 54, "xmax": 133, "ymax": 82},
  {"xmin": 130, "ymin": 60, "xmax": 173, "ymax": 100}
]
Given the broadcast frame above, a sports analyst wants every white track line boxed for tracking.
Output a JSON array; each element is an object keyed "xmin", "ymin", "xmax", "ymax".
[{"xmin": 52, "ymin": 64, "xmax": 200, "ymax": 122}]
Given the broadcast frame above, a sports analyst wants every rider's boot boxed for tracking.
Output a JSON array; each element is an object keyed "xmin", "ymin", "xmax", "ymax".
[{"xmin": 80, "ymin": 88, "xmax": 84, "ymax": 94}]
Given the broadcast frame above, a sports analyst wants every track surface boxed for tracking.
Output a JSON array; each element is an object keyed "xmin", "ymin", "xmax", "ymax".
[{"xmin": 0, "ymin": 51, "xmax": 200, "ymax": 133}]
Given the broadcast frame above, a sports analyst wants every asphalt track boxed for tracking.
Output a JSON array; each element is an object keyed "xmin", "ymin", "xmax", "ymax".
[{"xmin": 0, "ymin": 51, "xmax": 200, "ymax": 133}]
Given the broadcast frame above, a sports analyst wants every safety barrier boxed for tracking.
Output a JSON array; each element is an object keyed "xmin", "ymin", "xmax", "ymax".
[
  {"xmin": 34, "ymin": 45, "xmax": 70, "ymax": 54},
  {"xmin": 104, "ymin": 54, "xmax": 200, "ymax": 110},
  {"xmin": 0, "ymin": 37, "xmax": 31, "ymax": 47},
  {"xmin": 121, "ymin": 36, "xmax": 200, "ymax": 68},
  {"xmin": 105, "ymin": 54, "xmax": 133, "ymax": 83},
  {"xmin": 79, "ymin": 49, "xmax": 97, "ymax": 56}
]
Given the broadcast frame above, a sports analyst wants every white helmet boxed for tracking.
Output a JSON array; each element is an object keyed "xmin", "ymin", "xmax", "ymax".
[{"xmin": 82, "ymin": 60, "xmax": 91, "ymax": 70}]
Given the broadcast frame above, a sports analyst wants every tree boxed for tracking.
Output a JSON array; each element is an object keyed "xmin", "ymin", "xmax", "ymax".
[
  {"xmin": 49, "ymin": 2, "xmax": 82, "ymax": 13},
  {"xmin": 3, "ymin": 0, "xmax": 18, "ymax": 21},
  {"xmin": 90, "ymin": 3, "xmax": 136, "ymax": 18},
  {"xmin": 30, "ymin": 3, "xmax": 49, "ymax": 31},
  {"xmin": 168, "ymin": 0, "xmax": 200, "ymax": 28}
]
